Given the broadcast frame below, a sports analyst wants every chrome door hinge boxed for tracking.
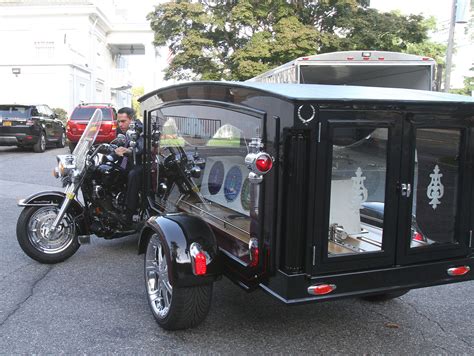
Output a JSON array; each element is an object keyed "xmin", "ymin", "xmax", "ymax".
[
  {"xmin": 400, "ymin": 183, "xmax": 411, "ymax": 198},
  {"xmin": 317, "ymin": 122, "xmax": 321, "ymax": 143},
  {"xmin": 312, "ymin": 245, "xmax": 316, "ymax": 265}
]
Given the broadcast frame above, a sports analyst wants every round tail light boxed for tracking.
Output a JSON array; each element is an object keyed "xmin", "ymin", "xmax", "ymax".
[{"xmin": 255, "ymin": 153, "xmax": 273, "ymax": 173}]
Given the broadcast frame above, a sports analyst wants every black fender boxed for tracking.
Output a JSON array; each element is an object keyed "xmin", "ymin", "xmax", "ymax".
[
  {"xmin": 18, "ymin": 191, "xmax": 88, "ymax": 235},
  {"xmin": 139, "ymin": 214, "xmax": 221, "ymax": 288}
]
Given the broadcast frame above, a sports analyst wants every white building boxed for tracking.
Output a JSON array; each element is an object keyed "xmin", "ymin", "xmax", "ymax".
[{"xmin": 0, "ymin": 0, "xmax": 159, "ymax": 114}]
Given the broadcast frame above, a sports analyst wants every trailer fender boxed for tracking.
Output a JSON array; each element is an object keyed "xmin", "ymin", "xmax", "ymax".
[{"xmin": 139, "ymin": 214, "xmax": 220, "ymax": 288}]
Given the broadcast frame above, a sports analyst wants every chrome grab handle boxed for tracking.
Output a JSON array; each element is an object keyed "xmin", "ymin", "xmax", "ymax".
[{"xmin": 400, "ymin": 183, "xmax": 411, "ymax": 198}]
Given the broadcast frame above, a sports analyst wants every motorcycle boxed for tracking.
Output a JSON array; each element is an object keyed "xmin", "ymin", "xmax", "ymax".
[{"xmin": 16, "ymin": 109, "xmax": 149, "ymax": 264}]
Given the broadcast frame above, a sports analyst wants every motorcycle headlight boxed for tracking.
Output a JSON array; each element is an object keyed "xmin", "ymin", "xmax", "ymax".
[
  {"xmin": 53, "ymin": 162, "xmax": 66, "ymax": 178},
  {"xmin": 53, "ymin": 155, "xmax": 76, "ymax": 179},
  {"xmin": 59, "ymin": 162, "xmax": 66, "ymax": 176}
]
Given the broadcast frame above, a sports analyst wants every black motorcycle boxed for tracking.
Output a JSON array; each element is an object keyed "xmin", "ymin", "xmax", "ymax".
[{"xmin": 16, "ymin": 109, "xmax": 148, "ymax": 264}]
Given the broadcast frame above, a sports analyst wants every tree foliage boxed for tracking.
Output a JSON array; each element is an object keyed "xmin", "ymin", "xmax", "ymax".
[
  {"xmin": 131, "ymin": 86, "xmax": 144, "ymax": 119},
  {"xmin": 450, "ymin": 67, "xmax": 474, "ymax": 96},
  {"xmin": 148, "ymin": 0, "xmax": 446, "ymax": 81},
  {"xmin": 53, "ymin": 107, "xmax": 68, "ymax": 124}
]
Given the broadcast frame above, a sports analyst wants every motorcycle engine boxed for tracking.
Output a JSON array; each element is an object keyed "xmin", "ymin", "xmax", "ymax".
[
  {"xmin": 86, "ymin": 159, "xmax": 130, "ymax": 237},
  {"xmin": 112, "ymin": 191, "xmax": 126, "ymax": 210}
]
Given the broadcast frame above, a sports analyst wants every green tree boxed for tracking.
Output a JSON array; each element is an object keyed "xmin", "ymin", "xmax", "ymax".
[
  {"xmin": 450, "ymin": 66, "xmax": 474, "ymax": 96},
  {"xmin": 148, "ymin": 0, "xmax": 446, "ymax": 81},
  {"xmin": 53, "ymin": 107, "xmax": 68, "ymax": 124},
  {"xmin": 132, "ymin": 86, "xmax": 144, "ymax": 119}
]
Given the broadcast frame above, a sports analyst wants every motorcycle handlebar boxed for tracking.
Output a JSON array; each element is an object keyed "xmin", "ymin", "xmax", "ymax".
[{"xmin": 97, "ymin": 143, "xmax": 117, "ymax": 154}]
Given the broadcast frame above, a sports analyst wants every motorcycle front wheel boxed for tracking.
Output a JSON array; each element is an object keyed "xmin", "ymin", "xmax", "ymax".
[{"xmin": 17, "ymin": 206, "xmax": 80, "ymax": 264}]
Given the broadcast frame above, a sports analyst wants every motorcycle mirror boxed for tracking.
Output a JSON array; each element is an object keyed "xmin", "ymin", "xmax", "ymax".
[
  {"xmin": 115, "ymin": 134, "xmax": 127, "ymax": 146},
  {"xmin": 190, "ymin": 166, "xmax": 201, "ymax": 179},
  {"xmin": 98, "ymin": 144, "xmax": 113, "ymax": 154}
]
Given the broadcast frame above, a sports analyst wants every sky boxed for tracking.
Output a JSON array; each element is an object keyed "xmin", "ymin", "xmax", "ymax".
[
  {"xmin": 127, "ymin": 0, "xmax": 473, "ymax": 89},
  {"xmin": 370, "ymin": 0, "xmax": 473, "ymax": 87}
]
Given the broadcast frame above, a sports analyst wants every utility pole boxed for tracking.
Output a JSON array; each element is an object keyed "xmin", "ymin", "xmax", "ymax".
[
  {"xmin": 444, "ymin": 0, "xmax": 457, "ymax": 92},
  {"xmin": 444, "ymin": 0, "xmax": 470, "ymax": 92}
]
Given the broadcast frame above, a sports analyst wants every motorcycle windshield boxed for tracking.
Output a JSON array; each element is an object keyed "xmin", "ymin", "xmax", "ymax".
[{"xmin": 72, "ymin": 109, "xmax": 103, "ymax": 172}]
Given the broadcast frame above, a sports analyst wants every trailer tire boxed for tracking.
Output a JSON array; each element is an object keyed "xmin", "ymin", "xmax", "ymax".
[
  {"xmin": 145, "ymin": 233, "xmax": 213, "ymax": 330},
  {"xmin": 361, "ymin": 289, "xmax": 409, "ymax": 302}
]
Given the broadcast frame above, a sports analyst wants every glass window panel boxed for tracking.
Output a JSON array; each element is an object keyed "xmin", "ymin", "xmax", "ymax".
[
  {"xmin": 410, "ymin": 129, "xmax": 460, "ymax": 248},
  {"xmin": 151, "ymin": 105, "xmax": 262, "ymax": 245},
  {"xmin": 328, "ymin": 127, "xmax": 388, "ymax": 256}
]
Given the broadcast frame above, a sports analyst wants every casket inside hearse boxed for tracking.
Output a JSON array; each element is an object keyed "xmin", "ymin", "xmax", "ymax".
[{"xmin": 137, "ymin": 81, "xmax": 474, "ymax": 330}]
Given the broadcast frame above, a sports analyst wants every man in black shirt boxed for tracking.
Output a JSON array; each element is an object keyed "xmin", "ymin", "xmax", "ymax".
[{"xmin": 115, "ymin": 107, "xmax": 143, "ymax": 225}]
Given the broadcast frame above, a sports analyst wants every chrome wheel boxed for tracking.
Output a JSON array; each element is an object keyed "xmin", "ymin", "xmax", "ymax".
[
  {"xmin": 40, "ymin": 134, "xmax": 46, "ymax": 151},
  {"xmin": 145, "ymin": 234, "xmax": 172, "ymax": 319},
  {"xmin": 27, "ymin": 207, "xmax": 75, "ymax": 254}
]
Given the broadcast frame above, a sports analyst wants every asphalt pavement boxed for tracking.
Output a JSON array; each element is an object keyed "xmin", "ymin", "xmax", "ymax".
[{"xmin": 0, "ymin": 145, "xmax": 473, "ymax": 354}]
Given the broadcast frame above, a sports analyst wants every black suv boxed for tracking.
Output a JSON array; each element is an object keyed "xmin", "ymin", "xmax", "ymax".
[{"xmin": 0, "ymin": 104, "xmax": 66, "ymax": 152}]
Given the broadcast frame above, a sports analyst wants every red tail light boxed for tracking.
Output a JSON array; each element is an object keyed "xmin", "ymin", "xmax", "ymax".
[
  {"xmin": 99, "ymin": 121, "xmax": 112, "ymax": 134},
  {"xmin": 194, "ymin": 252, "xmax": 207, "ymax": 275},
  {"xmin": 308, "ymin": 284, "xmax": 337, "ymax": 295},
  {"xmin": 413, "ymin": 232, "xmax": 423, "ymax": 241},
  {"xmin": 245, "ymin": 150, "xmax": 274, "ymax": 178},
  {"xmin": 255, "ymin": 153, "xmax": 273, "ymax": 173},
  {"xmin": 190, "ymin": 242, "xmax": 207, "ymax": 276},
  {"xmin": 67, "ymin": 121, "xmax": 77, "ymax": 133},
  {"xmin": 447, "ymin": 266, "xmax": 470, "ymax": 276},
  {"xmin": 249, "ymin": 238, "xmax": 259, "ymax": 267}
]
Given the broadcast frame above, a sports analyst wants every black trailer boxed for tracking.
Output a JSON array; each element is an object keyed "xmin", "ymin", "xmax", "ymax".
[{"xmin": 138, "ymin": 82, "xmax": 474, "ymax": 330}]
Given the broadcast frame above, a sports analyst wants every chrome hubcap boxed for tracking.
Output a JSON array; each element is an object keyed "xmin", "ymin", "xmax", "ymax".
[
  {"xmin": 27, "ymin": 207, "xmax": 75, "ymax": 254},
  {"xmin": 145, "ymin": 234, "xmax": 172, "ymax": 318},
  {"xmin": 61, "ymin": 133, "xmax": 66, "ymax": 146},
  {"xmin": 41, "ymin": 134, "xmax": 46, "ymax": 150}
]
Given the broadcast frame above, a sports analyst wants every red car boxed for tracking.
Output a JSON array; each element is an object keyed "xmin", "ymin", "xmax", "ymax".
[{"xmin": 66, "ymin": 103, "xmax": 117, "ymax": 152}]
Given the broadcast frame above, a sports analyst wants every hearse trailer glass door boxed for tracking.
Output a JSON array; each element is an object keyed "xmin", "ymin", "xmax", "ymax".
[
  {"xmin": 314, "ymin": 111, "xmax": 403, "ymax": 273},
  {"xmin": 314, "ymin": 109, "xmax": 472, "ymax": 273},
  {"xmin": 396, "ymin": 114, "xmax": 472, "ymax": 264},
  {"xmin": 147, "ymin": 101, "xmax": 266, "ymax": 266}
]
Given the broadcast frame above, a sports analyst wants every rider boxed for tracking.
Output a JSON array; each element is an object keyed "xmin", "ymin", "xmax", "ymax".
[{"xmin": 114, "ymin": 107, "xmax": 143, "ymax": 225}]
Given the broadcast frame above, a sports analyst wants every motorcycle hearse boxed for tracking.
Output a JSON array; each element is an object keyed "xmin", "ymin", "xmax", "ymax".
[{"xmin": 17, "ymin": 81, "xmax": 474, "ymax": 330}]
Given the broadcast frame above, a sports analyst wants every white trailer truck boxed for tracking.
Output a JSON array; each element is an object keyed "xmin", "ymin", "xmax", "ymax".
[{"xmin": 247, "ymin": 51, "xmax": 438, "ymax": 91}]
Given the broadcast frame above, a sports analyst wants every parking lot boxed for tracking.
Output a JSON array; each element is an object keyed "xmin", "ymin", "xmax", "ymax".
[{"xmin": 0, "ymin": 145, "xmax": 473, "ymax": 354}]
